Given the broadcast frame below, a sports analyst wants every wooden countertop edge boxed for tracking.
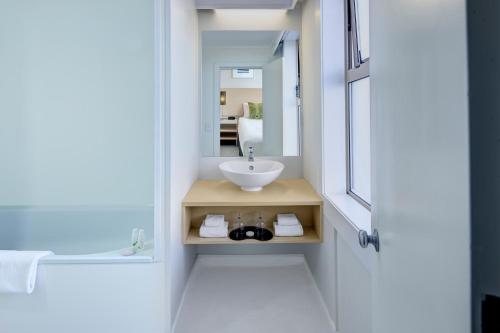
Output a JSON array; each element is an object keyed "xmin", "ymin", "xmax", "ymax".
[
  {"xmin": 182, "ymin": 179, "xmax": 323, "ymax": 205},
  {"xmin": 182, "ymin": 201, "xmax": 323, "ymax": 207}
]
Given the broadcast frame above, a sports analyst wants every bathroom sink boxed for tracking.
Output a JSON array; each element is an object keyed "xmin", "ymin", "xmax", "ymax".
[{"xmin": 219, "ymin": 159, "xmax": 285, "ymax": 191}]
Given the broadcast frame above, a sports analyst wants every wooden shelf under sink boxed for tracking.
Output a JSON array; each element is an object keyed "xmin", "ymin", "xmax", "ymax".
[
  {"xmin": 185, "ymin": 226, "xmax": 320, "ymax": 245},
  {"xmin": 182, "ymin": 179, "xmax": 323, "ymax": 245}
]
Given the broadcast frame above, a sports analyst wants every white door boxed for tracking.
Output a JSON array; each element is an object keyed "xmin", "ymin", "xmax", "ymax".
[
  {"xmin": 369, "ymin": 1, "xmax": 471, "ymax": 333},
  {"xmin": 262, "ymin": 58, "xmax": 283, "ymax": 156}
]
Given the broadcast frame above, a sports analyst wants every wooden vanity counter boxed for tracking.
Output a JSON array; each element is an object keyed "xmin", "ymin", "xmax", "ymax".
[{"xmin": 182, "ymin": 179, "xmax": 323, "ymax": 245}]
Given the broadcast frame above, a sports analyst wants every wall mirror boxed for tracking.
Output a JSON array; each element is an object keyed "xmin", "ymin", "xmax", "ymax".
[{"xmin": 201, "ymin": 30, "xmax": 301, "ymax": 157}]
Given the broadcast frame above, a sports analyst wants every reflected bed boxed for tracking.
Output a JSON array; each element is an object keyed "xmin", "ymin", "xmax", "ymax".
[{"xmin": 238, "ymin": 117, "xmax": 263, "ymax": 154}]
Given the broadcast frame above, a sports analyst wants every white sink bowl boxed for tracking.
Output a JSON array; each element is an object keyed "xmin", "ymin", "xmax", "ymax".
[{"xmin": 219, "ymin": 159, "xmax": 285, "ymax": 191}]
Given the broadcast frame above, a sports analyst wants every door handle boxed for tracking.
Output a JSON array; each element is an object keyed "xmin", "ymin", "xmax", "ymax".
[{"xmin": 358, "ymin": 229, "xmax": 380, "ymax": 252}]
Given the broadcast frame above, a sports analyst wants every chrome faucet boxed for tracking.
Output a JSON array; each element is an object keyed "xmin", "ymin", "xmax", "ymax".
[{"xmin": 248, "ymin": 146, "xmax": 254, "ymax": 162}]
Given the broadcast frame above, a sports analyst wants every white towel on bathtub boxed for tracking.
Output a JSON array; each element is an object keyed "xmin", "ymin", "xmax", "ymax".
[{"xmin": 0, "ymin": 251, "xmax": 53, "ymax": 294}]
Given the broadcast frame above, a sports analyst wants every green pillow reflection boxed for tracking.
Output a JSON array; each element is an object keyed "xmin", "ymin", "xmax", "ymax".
[{"xmin": 248, "ymin": 102, "xmax": 263, "ymax": 119}]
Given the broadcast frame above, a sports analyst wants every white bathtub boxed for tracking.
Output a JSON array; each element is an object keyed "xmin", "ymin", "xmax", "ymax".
[
  {"xmin": 0, "ymin": 206, "xmax": 165, "ymax": 333},
  {"xmin": 0, "ymin": 206, "xmax": 155, "ymax": 263}
]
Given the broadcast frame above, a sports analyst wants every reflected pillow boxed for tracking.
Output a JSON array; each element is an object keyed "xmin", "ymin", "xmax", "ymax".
[
  {"xmin": 243, "ymin": 102, "xmax": 250, "ymax": 118},
  {"xmin": 248, "ymin": 102, "xmax": 263, "ymax": 119}
]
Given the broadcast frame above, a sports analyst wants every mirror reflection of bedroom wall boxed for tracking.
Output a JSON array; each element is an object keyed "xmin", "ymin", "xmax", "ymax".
[{"xmin": 201, "ymin": 30, "xmax": 301, "ymax": 157}]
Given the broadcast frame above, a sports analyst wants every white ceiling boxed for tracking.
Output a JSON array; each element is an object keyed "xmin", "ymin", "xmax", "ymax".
[
  {"xmin": 202, "ymin": 31, "xmax": 283, "ymax": 48},
  {"xmin": 196, "ymin": 0, "xmax": 298, "ymax": 10}
]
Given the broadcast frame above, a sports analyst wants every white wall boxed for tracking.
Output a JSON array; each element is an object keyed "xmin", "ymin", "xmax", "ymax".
[
  {"xmin": 300, "ymin": 0, "xmax": 322, "ymax": 191},
  {"xmin": 168, "ymin": 0, "xmax": 199, "ymax": 326},
  {"xmin": 336, "ymin": 232, "xmax": 371, "ymax": 333},
  {"xmin": 301, "ymin": 0, "xmax": 335, "ymax": 321}
]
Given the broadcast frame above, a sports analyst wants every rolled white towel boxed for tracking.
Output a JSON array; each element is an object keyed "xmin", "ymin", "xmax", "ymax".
[
  {"xmin": 200, "ymin": 222, "xmax": 229, "ymax": 238},
  {"xmin": 203, "ymin": 214, "xmax": 225, "ymax": 227},
  {"xmin": 277, "ymin": 213, "xmax": 300, "ymax": 226},
  {"xmin": 0, "ymin": 251, "xmax": 53, "ymax": 294},
  {"xmin": 273, "ymin": 222, "xmax": 304, "ymax": 237}
]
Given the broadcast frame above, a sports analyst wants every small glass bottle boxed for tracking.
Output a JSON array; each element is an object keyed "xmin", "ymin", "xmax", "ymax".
[
  {"xmin": 255, "ymin": 212, "xmax": 266, "ymax": 240},
  {"xmin": 231, "ymin": 212, "xmax": 246, "ymax": 240}
]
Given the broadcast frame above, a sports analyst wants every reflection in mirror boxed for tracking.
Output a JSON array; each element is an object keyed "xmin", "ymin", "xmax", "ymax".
[{"xmin": 201, "ymin": 31, "xmax": 301, "ymax": 157}]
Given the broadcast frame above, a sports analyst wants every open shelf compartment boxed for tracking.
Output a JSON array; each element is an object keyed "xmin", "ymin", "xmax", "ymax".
[{"xmin": 182, "ymin": 179, "xmax": 323, "ymax": 245}]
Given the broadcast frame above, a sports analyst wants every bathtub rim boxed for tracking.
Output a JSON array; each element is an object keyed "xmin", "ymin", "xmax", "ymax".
[
  {"xmin": 39, "ymin": 254, "xmax": 154, "ymax": 264},
  {"xmin": 38, "ymin": 240, "xmax": 155, "ymax": 264}
]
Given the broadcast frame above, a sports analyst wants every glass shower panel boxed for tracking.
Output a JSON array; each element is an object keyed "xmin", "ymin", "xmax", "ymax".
[{"xmin": 0, "ymin": 0, "xmax": 155, "ymax": 254}]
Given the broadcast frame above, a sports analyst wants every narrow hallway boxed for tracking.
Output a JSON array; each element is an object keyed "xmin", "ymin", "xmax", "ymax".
[{"xmin": 173, "ymin": 255, "xmax": 335, "ymax": 333}]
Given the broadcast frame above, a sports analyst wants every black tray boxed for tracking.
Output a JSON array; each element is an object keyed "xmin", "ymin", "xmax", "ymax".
[{"xmin": 229, "ymin": 226, "xmax": 273, "ymax": 241}]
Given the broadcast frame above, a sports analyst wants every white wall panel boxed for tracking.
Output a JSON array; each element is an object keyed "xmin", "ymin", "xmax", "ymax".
[{"xmin": 168, "ymin": 0, "xmax": 200, "ymax": 325}]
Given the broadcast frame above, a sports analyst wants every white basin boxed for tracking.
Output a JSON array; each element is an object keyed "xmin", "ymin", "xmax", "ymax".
[{"xmin": 219, "ymin": 159, "xmax": 285, "ymax": 191}]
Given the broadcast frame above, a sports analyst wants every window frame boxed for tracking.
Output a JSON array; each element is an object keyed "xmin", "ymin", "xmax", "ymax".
[
  {"xmin": 321, "ymin": 0, "xmax": 371, "ymax": 233},
  {"xmin": 345, "ymin": 0, "xmax": 371, "ymax": 210}
]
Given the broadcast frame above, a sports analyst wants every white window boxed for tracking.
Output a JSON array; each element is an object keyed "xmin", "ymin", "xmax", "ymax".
[
  {"xmin": 321, "ymin": 0, "xmax": 371, "ymax": 231},
  {"xmin": 346, "ymin": 0, "xmax": 371, "ymax": 208}
]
